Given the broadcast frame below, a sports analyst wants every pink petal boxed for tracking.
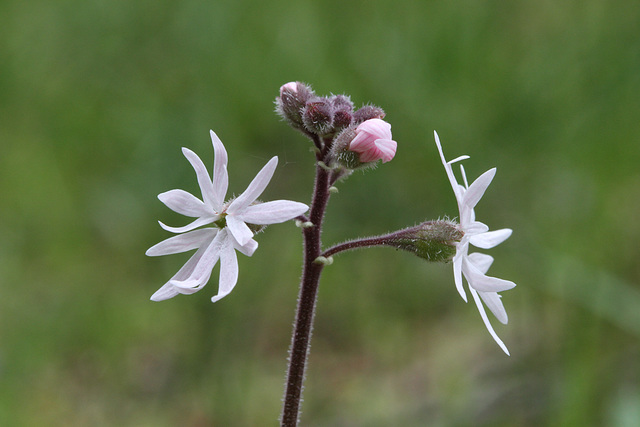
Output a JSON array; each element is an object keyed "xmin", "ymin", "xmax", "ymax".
[
  {"xmin": 375, "ymin": 139, "xmax": 397, "ymax": 163},
  {"xmin": 357, "ymin": 118, "xmax": 391, "ymax": 138}
]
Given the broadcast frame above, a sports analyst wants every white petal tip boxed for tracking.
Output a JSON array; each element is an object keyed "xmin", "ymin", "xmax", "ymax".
[{"xmin": 211, "ymin": 294, "xmax": 227, "ymax": 303}]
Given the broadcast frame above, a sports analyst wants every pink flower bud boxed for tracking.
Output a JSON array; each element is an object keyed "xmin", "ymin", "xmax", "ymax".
[
  {"xmin": 348, "ymin": 118, "xmax": 397, "ymax": 163},
  {"xmin": 279, "ymin": 81, "xmax": 298, "ymax": 97}
]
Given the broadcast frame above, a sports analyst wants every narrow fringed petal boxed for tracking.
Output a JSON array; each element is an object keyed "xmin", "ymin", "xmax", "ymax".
[
  {"xmin": 146, "ymin": 228, "xmax": 216, "ymax": 256},
  {"xmin": 467, "ymin": 252, "xmax": 494, "ymax": 274},
  {"xmin": 479, "ymin": 291, "xmax": 508, "ymax": 324},
  {"xmin": 453, "ymin": 255, "xmax": 468, "ymax": 302},
  {"xmin": 462, "ymin": 257, "xmax": 516, "ymax": 292},
  {"xmin": 462, "ymin": 168, "xmax": 496, "ymax": 211},
  {"xmin": 226, "ymin": 215, "xmax": 254, "ymax": 246},
  {"xmin": 182, "ymin": 147, "xmax": 218, "ymax": 210},
  {"xmin": 465, "ymin": 220, "xmax": 490, "ymax": 235},
  {"xmin": 210, "ymin": 130, "xmax": 229, "ymax": 209},
  {"xmin": 470, "ymin": 229, "xmax": 512, "ymax": 249},
  {"xmin": 227, "ymin": 157, "xmax": 278, "ymax": 214},
  {"xmin": 211, "ymin": 238, "xmax": 239, "ymax": 303},
  {"xmin": 169, "ymin": 230, "xmax": 224, "ymax": 290},
  {"xmin": 469, "ymin": 287, "xmax": 510, "ymax": 355},
  {"xmin": 434, "ymin": 131, "xmax": 465, "ymax": 201},
  {"xmin": 150, "ymin": 242, "xmax": 211, "ymax": 301},
  {"xmin": 158, "ymin": 189, "xmax": 211, "ymax": 217},
  {"xmin": 158, "ymin": 216, "xmax": 214, "ymax": 234},
  {"xmin": 238, "ymin": 200, "xmax": 309, "ymax": 225},
  {"xmin": 150, "ymin": 283, "xmax": 180, "ymax": 301},
  {"xmin": 233, "ymin": 237, "xmax": 258, "ymax": 257}
]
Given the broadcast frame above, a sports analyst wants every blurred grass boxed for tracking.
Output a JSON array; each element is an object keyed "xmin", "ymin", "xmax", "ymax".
[{"xmin": 1, "ymin": 0, "xmax": 640, "ymax": 425}]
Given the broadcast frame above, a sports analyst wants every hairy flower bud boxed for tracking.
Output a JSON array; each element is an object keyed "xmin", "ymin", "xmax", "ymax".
[
  {"xmin": 330, "ymin": 95, "xmax": 354, "ymax": 131},
  {"xmin": 275, "ymin": 81, "xmax": 315, "ymax": 128},
  {"xmin": 388, "ymin": 220, "xmax": 463, "ymax": 262},
  {"xmin": 302, "ymin": 97, "xmax": 334, "ymax": 135},
  {"xmin": 353, "ymin": 105, "xmax": 386, "ymax": 123}
]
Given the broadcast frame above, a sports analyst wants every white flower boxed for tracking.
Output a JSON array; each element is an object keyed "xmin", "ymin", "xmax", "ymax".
[
  {"xmin": 434, "ymin": 131, "xmax": 516, "ymax": 355},
  {"xmin": 147, "ymin": 130, "xmax": 309, "ymax": 303}
]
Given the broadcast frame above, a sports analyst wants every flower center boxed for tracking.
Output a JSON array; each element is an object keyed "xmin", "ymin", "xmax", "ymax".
[{"xmin": 213, "ymin": 214, "xmax": 227, "ymax": 229}]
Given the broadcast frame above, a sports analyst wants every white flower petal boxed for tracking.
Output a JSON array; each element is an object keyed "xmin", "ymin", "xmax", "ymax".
[
  {"xmin": 237, "ymin": 200, "xmax": 309, "ymax": 225},
  {"xmin": 150, "ymin": 283, "xmax": 181, "ymax": 301},
  {"xmin": 469, "ymin": 288, "xmax": 510, "ymax": 355},
  {"xmin": 467, "ymin": 252, "xmax": 494, "ymax": 274},
  {"xmin": 158, "ymin": 216, "xmax": 214, "ymax": 234},
  {"xmin": 434, "ymin": 131, "xmax": 464, "ymax": 201},
  {"xmin": 210, "ymin": 130, "xmax": 229, "ymax": 209},
  {"xmin": 462, "ymin": 257, "xmax": 516, "ymax": 292},
  {"xmin": 465, "ymin": 220, "xmax": 490, "ymax": 235},
  {"xmin": 448, "ymin": 155, "xmax": 470, "ymax": 164},
  {"xmin": 169, "ymin": 231, "xmax": 224, "ymax": 289},
  {"xmin": 182, "ymin": 147, "xmax": 219, "ymax": 211},
  {"xmin": 226, "ymin": 215, "xmax": 254, "ymax": 246},
  {"xmin": 150, "ymin": 242, "xmax": 211, "ymax": 301},
  {"xmin": 462, "ymin": 168, "xmax": 496, "ymax": 210},
  {"xmin": 227, "ymin": 157, "xmax": 278, "ymax": 214},
  {"xmin": 453, "ymin": 255, "xmax": 468, "ymax": 302},
  {"xmin": 158, "ymin": 189, "xmax": 211, "ymax": 217},
  {"xmin": 146, "ymin": 228, "xmax": 216, "ymax": 256},
  {"xmin": 479, "ymin": 291, "xmax": 508, "ymax": 324},
  {"xmin": 470, "ymin": 228, "xmax": 512, "ymax": 249},
  {"xmin": 211, "ymin": 238, "xmax": 239, "ymax": 303},
  {"xmin": 233, "ymin": 237, "xmax": 258, "ymax": 257}
]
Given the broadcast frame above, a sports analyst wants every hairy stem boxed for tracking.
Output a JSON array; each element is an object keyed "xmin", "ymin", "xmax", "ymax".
[{"xmin": 280, "ymin": 162, "xmax": 331, "ymax": 426}]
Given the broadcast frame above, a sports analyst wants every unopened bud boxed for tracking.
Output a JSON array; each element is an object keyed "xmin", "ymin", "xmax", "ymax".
[
  {"xmin": 275, "ymin": 81, "xmax": 315, "ymax": 127},
  {"xmin": 353, "ymin": 105, "xmax": 386, "ymax": 123},
  {"xmin": 302, "ymin": 97, "xmax": 334, "ymax": 135},
  {"xmin": 387, "ymin": 220, "xmax": 462, "ymax": 262}
]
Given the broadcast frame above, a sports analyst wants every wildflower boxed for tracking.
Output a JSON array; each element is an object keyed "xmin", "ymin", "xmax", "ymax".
[
  {"xmin": 147, "ymin": 130, "xmax": 309, "ymax": 302},
  {"xmin": 434, "ymin": 131, "xmax": 515, "ymax": 354},
  {"xmin": 349, "ymin": 119, "xmax": 397, "ymax": 163}
]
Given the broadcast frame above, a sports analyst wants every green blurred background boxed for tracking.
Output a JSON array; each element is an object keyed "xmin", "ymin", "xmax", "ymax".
[{"xmin": 1, "ymin": 0, "xmax": 639, "ymax": 425}]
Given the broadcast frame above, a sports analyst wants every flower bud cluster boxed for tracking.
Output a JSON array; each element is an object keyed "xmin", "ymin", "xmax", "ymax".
[
  {"xmin": 276, "ymin": 81, "xmax": 398, "ymax": 170},
  {"xmin": 277, "ymin": 82, "xmax": 387, "ymax": 137}
]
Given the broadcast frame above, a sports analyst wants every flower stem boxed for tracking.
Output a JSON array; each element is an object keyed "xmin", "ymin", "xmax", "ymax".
[{"xmin": 281, "ymin": 162, "xmax": 331, "ymax": 426}]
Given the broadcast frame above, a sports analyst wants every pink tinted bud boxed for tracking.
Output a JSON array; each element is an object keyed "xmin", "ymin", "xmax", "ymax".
[
  {"xmin": 348, "ymin": 118, "xmax": 397, "ymax": 163},
  {"xmin": 279, "ymin": 81, "xmax": 298, "ymax": 97}
]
